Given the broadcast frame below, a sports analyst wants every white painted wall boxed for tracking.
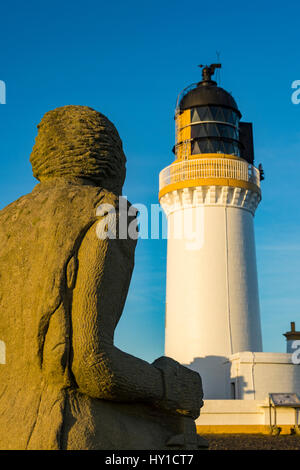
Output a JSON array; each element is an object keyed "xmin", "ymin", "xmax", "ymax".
[
  {"xmin": 161, "ymin": 187, "xmax": 262, "ymax": 376},
  {"xmin": 196, "ymin": 400, "xmax": 266, "ymax": 426},
  {"xmin": 196, "ymin": 399, "xmax": 299, "ymax": 427},
  {"xmin": 228, "ymin": 352, "xmax": 300, "ymax": 400}
]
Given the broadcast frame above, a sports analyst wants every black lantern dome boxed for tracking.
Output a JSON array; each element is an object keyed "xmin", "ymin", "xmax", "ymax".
[{"xmin": 179, "ymin": 70, "xmax": 240, "ymax": 116}]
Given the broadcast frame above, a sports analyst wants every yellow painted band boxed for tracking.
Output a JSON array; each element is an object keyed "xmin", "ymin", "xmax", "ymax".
[
  {"xmin": 159, "ymin": 178, "xmax": 261, "ymax": 200},
  {"xmin": 174, "ymin": 153, "xmax": 246, "ymax": 163},
  {"xmin": 197, "ymin": 425, "xmax": 295, "ymax": 435}
]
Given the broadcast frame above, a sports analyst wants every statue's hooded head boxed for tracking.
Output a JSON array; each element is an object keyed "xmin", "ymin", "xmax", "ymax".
[{"xmin": 30, "ymin": 105, "xmax": 126, "ymax": 195}]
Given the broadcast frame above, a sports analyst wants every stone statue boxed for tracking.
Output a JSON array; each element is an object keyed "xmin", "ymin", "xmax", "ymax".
[{"xmin": 0, "ymin": 105, "xmax": 205, "ymax": 450}]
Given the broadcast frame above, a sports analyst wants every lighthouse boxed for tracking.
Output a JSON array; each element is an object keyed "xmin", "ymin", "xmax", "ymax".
[
  {"xmin": 159, "ymin": 64, "xmax": 263, "ymax": 397},
  {"xmin": 159, "ymin": 65, "xmax": 300, "ymax": 431}
]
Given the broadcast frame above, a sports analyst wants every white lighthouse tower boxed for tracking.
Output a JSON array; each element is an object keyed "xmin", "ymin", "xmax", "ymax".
[
  {"xmin": 159, "ymin": 65, "xmax": 300, "ymax": 432},
  {"xmin": 159, "ymin": 64, "xmax": 263, "ymax": 398}
]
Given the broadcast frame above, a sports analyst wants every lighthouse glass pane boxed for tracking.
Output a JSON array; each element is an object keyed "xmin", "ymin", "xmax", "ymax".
[
  {"xmin": 211, "ymin": 124, "xmax": 220, "ymax": 137},
  {"xmin": 226, "ymin": 109, "xmax": 234, "ymax": 124},
  {"xmin": 233, "ymin": 127, "xmax": 239, "ymax": 139},
  {"xmin": 191, "ymin": 108, "xmax": 200, "ymax": 122},
  {"xmin": 220, "ymin": 108, "xmax": 239, "ymax": 126},
  {"xmin": 191, "ymin": 141, "xmax": 201, "ymax": 154},
  {"xmin": 204, "ymin": 107, "xmax": 212, "ymax": 121},
  {"xmin": 233, "ymin": 143, "xmax": 240, "ymax": 155},
  {"xmin": 191, "ymin": 123, "xmax": 238, "ymax": 140},
  {"xmin": 191, "ymin": 138, "xmax": 240, "ymax": 156},
  {"xmin": 224, "ymin": 142, "xmax": 231, "ymax": 154},
  {"xmin": 191, "ymin": 125, "xmax": 206, "ymax": 138},
  {"xmin": 228, "ymin": 111, "xmax": 234, "ymax": 124},
  {"xmin": 222, "ymin": 108, "xmax": 230, "ymax": 122},
  {"xmin": 216, "ymin": 124, "xmax": 237, "ymax": 139},
  {"xmin": 209, "ymin": 106, "xmax": 218, "ymax": 120},
  {"xmin": 195, "ymin": 107, "xmax": 203, "ymax": 121},
  {"xmin": 229, "ymin": 110, "xmax": 240, "ymax": 126},
  {"xmin": 218, "ymin": 124, "xmax": 229, "ymax": 138},
  {"xmin": 196, "ymin": 107, "xmax": 210, "ymax": 121},
  {"xmin": 212, "ymin": 141, "xmax": 221, "ymax": 152},
  {"xmin": 215, "ymin": 107, "xmax": 225, "ymax": 122},
  {"xmin": 192, "ymin": 107, "xmax": 240, "ymax": 127}
]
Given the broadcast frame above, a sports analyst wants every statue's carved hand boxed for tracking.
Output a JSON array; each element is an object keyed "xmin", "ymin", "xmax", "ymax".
[{"xmin": 152, "ymin": 356, "xmax": 203, "ymax": 419}]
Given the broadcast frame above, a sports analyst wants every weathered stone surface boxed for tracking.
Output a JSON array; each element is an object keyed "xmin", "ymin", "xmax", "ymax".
[
  {"xmin": 0, "ymin": 106, "xmax": 204, "ymax": 450},
  {"xmin": 30, "ymin": 105, "xmax": 126, "ymax": 195}
]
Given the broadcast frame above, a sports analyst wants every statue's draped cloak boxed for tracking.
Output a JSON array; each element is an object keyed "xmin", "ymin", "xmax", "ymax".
[{"xmin": 0, "ymin": 180, "xmax": 105, "ymax": 449}]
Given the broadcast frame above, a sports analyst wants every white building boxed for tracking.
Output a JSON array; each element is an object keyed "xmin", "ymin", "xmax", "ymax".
[{"xmin": 159, "ymin": 65, "xmax": 300, "ymax": 433}]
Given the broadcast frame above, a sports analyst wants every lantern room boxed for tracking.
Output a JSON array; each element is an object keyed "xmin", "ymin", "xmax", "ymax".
[{"xmin": 174, "ymin": 64, "xmax": 254, "ymax": 165}]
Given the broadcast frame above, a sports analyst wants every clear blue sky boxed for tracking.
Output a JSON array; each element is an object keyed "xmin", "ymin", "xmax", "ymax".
[{"xmin": 0, "ymin": 0, "xmax": 299, "ymax": 361}]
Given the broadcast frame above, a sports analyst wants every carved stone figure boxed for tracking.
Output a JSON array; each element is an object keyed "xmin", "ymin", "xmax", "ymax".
[{"xmin": 0, "ymin": 105, "xmax": 205, "ymax": 450}]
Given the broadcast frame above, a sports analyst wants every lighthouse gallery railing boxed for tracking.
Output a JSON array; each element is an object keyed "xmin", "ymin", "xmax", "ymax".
[{"xmin": 159, "ymin": 157, "xmax": 261, "ymax": 192}]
